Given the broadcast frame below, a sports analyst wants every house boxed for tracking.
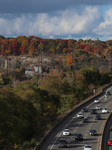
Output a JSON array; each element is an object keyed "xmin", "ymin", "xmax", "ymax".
[{"xmin": 25, "ymin": 64, "xmax": 42, "ymax": 78}]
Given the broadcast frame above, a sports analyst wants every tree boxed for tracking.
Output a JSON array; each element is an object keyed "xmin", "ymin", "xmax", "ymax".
[
  {"xmin": 39, "ymin": 75, "xmax": 70, "ymax": 96},
  {"xmin": 0, "ymin": 87, "xmax": 37, "ymax": 149},
  {"xmin": 80, "ymin": 66, "xmax": 101, "ymax": 86}
]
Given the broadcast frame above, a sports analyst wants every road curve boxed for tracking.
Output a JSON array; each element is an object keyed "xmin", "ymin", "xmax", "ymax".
[{"xmin": 40, "ymin": 86, "xmax": 112, "ymax": 150}]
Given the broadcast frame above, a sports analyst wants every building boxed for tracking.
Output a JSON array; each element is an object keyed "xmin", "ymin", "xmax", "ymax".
[{"xmin": 25, "ymin": 64, "xmax": 42, "ymax": 78}]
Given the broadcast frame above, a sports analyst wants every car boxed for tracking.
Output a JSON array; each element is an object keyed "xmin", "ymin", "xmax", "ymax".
[
  {"xmin": 82, "ymin": 117, "xmax": 88, "ymax": 123},
  {"xmin": 96, "ymin": 105, "xmax": 101, "ymax": 110},
  {"xmin": 58, "ymin": 138, "xmax": 68, "ymax": 148},
  {"xmin": 77, "ymin": 112, "xmax": 84, "ymax": 118},
  {"xmin": 106, "ymin": 91, "xmax": 111, "ymax": 95},
  {"xmin": 95, "ymin": 114, "xmax": 102, "ymax": 120},
  {"xmin": 63, "ymin": 129, "xmax": 70, "ymax": 136},
  {"xmin": 81, "ymin": 107, "xmax": 88, "ymax": 112},
  {"xmin": 90, "ymin": 109, "xmax": 97, "ymax": 114},
  {"xmin": 84, "ymin": 144, "xmax": 92, "ymax": 150},
  {"xmin": 89, "ymin": 129, "xmax": 96, "ymax": 135},
  {"xmin": 74, "ymin": 133, "xmax": 83, "ymax": 141},
  {"xmin": 102, "ymin": 108, "xmax": 108, "ymax": 113},
  {"xmin": 110, "ymin": 125, "xmax": 112, "ymax": 131},
  {"xmin": 94, "ymin": 98, "xmax": 100, "ymax": 103},
  {"xmin": 108, "ymin": 139, "xmax": 112, "ymax": 146}
]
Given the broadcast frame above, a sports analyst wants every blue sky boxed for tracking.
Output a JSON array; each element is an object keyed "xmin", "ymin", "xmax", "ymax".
[{"xmin": 0, "ymin": 0, "xmax": 112, "ymax": 41}]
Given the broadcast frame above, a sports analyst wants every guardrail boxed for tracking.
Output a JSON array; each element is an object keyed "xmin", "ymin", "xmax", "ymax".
[
  {"xmin": 101, "ymin": 112, "xmax": 112, "ymax": 150},
  {"xmin": 34, "ymin": 83, "xmax": 112, "ymax": 150},
  {"xmin": 97, "ymin": 112, "xmax": 111, "ymax": 150}
]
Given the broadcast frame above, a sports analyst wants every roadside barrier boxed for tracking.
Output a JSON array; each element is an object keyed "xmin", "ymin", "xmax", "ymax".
[{"xmin": 101, "ymin": 112, "xmax": 112, "ymax": 150}]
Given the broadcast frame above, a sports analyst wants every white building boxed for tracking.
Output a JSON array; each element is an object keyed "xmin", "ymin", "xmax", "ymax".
[{"xmin": 25, "ymin": 64, "xmax": 42, "ymax": 78}]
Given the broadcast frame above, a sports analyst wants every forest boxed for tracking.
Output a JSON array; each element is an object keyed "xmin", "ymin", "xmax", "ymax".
[
  {"xmin": 0, "ymin": 35, "xmax": 112, "ymax": 150},
  {"xmin": 0, "ymin": 35, "xmax": 112, "ymax": 57}
]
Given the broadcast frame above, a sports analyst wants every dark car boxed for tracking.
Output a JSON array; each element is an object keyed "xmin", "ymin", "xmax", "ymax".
[
  {"xmin": 74, "ymin": 133, "xmax": 83, "ymax": 141},
  {"xmin": 82, "ymin": 117, "xmax": 88, "ymax": 123},
  {"xmin": 95, "ymin": 114, "xmax": 102, "ymax": 120},
  {"xmin": 81, "ymin": 107, "xmax": 88, "ymax": 112},
  {"xmin": 89, "ymin": 130, "xmax": 96, "ymax": 136},
  {"xmin": 106, "ymin": 91, "xmax": 111, "ymax": 95},
  {"xmin": 90, "ymin": 109, "xmax": 97, "ymax": 114},
  {"xmin": 58, "ymin": 138, "xmax": 67, "ymax": 148}
]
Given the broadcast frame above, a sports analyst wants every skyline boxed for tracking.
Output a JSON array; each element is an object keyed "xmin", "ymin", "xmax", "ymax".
[{"xmin": 0, "ymin": 0, "xmax": 112, "ymax": 41}]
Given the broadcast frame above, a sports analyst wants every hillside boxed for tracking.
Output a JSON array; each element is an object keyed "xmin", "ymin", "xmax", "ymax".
[
  {"xmin": 0, "ymin": 36, "xmax": 112, "ymax": 78},
  {"xmin": 0, "ymin": 36, "xmax": 112, "ymax": 150}
]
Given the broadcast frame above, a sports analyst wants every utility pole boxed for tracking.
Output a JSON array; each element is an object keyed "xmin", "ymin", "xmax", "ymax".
[{"xmin": 5, "ymin": 56, "xmax": 8, "ymax": 76}]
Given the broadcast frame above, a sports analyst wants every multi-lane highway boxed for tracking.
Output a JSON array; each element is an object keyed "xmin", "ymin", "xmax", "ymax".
[{"xmin": 40, "ymin": 86, "xmax": 112, "ymax": 150}]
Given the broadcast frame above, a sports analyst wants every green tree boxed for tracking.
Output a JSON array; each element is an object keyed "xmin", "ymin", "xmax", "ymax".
[
  {"xmin": 80, "ymin": 66, "xmax": 101, "ymax": 86},
  {"xmin": 39, "ymin": 75, "xmax": 70, "ymax": 96},
  {"xmin": 0, "ymin": 87, "xmax": 37, "ymax": 149}
]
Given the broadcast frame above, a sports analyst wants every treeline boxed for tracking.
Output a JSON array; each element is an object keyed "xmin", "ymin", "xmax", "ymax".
[
  {"xmin": 0, "ymin": 65, "xmax": 112, "ymax": 150},
  {"xmin": 0, "ymin": 35, "xmax": 112, "ymax": 57}
]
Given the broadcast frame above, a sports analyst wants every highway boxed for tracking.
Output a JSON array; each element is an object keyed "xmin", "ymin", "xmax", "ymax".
[{"xmin": 40, "ymin": 86, "xmax": 112, "ymax": 150}]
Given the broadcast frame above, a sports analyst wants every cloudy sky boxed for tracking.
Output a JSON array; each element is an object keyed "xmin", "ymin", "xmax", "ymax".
[{"xmin": 0, "ymin": 0, "xmax": 112, "ymax": 41}]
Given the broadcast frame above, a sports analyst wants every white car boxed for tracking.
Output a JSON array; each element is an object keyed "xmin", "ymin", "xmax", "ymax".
[
  {"xmin": 94, "ymin": 98, "xmax": 100, "ymax": 103},
  {"xmin": 84, "ymin": 144, "xmax": 92, "ymax": 150},
  {"xmin": 77, "ymin": 112, "xmax": 84, "ymax": 118},
  {"xmin": 63, "ymin": 129, "xmax": 70, "ymax": 136},
  {"xmin": 102, "ymin": 108, "xmax": 108, "ymax": 113},
  {"xmin": 96, "ymin": 105, "xmax": 101, "ymax": 110}
]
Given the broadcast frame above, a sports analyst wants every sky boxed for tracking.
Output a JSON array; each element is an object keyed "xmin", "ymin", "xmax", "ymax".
[{"xmin": 0, "ymin": 0, "xmax": 112, "ymax": 41}]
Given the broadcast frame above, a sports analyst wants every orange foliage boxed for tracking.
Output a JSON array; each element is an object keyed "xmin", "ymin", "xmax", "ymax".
[{"xmin": 67, "ymin": 55, "xmax": 75, "ymax": 65}]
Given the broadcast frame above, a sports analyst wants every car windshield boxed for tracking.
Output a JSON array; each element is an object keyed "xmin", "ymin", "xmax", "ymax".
[
  {"xmin": 64, "ymin": 129, "xmax": 69, "ymax": 132},
  {"xmin": 85, "ymin": 145, "xmax": 92, "ymax": 148},
  {"xmin": 82, "ymin": 107, "xmax": 86, "ymax": 110},
  {"xmin": 76, "ymin": 134, "xmax": 82, "ymax": 136},
  {"xmin": 90, "ymin": 130, "xmax": 95, "ymax": 132}
]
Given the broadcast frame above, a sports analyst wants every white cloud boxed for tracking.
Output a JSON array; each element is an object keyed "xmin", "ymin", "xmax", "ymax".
[
  {"xmin": 0, "ymin": 6, "xmax": 101, "ymax": 38},
  {"xmin": 94, "ymin": 8, "xmax": 112, "ymax": 35}
]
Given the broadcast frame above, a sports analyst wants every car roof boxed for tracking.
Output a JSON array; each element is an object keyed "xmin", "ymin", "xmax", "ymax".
[
  {"xmin": 59, "ymin": 138, "xmax": 66, "ymax": 140},
  {"xmin": 78, "ymin": 112, "xmax": 83, "ymax": 114},
  {"xmin": 96, "ymin": 113, "xmax": 100, "ymax": 115},
  {"xmin": 64, "ymin": 129, "xmax": 69, "ymax": 131},
  {"xmin": 82, "ymin": 107, "xmax": 87, "ymax": 109}
]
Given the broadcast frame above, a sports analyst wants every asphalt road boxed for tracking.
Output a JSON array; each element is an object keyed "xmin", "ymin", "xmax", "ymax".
[{"xmin": 40, "ymin": 86, "xmax": 112, "ymax": 150}]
